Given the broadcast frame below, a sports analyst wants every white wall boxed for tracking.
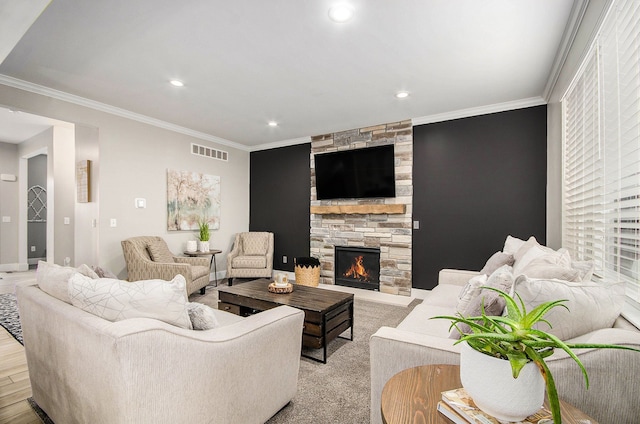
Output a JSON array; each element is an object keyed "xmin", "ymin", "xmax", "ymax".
[
  {"xmin": 546, "ymin": 0, "xmax": 611, "ymax": 249},
  {"xmin": 0, "ymin": 141, "xmax": 19, "ymax": 268},
  {"xmin": 74, "ymin": 124, "xmax": 99, "ymax": 266},
  {"xmin": 0, "ymin": 83, "xmax": 250, "ymax": 278}
]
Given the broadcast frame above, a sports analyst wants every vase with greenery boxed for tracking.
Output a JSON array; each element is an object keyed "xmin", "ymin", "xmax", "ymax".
[
  {"xmin": 433, "ymin": 287, "xmax": 640, "ymax": 423},
  {"xmin": 197, "ymin": 220, "xmax": 210, "ymax": 252}
]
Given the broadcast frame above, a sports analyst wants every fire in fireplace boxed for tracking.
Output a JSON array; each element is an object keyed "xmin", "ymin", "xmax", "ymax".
[{"xmin": 335, "ymin": 246, "xmax": 380, "ymax": 291}]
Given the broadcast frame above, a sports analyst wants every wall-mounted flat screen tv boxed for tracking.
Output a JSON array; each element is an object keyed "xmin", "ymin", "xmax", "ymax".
[{"xmin": 314, "ymin": 144, "xmax": 396, "ymax": 200}]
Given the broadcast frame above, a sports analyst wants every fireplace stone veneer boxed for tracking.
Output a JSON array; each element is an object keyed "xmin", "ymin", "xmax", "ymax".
[{"xmin": 310, "ymin": 121, "xmax": 413, "ymax": 296}]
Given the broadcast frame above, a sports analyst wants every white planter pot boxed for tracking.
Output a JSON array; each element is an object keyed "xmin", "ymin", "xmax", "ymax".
[
  {"xmin": 198, "ymin": 241, "xmax": 210, "ymax": 252},
  {"xmin": 459, "ymin": 342, "xmax": 545, "ymax": 422},
  {"xmin": 186, "ymin": 240, "xmax": 197, "ymax": 252}
]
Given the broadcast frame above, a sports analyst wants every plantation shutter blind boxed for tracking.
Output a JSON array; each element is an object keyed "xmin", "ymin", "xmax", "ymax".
[{"xmin": 563, "ymin": 0, "xmax": 640, "ymax": 304}]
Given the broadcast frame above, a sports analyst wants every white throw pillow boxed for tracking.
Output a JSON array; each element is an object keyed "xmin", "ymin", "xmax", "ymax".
[
  {"xmin": 510, "ymin": 275, "xmax": 625, "ymax": 340},
  {"xmin": 571, "ymin": 260, "xmax": 595, "ymax": 282},
  {"xmin": 36, "ymin": 261, "xmax": 98, "ymax": 304},
  {"xmin": 186, "ymin": 302, "xmax": 219, "ymax": 330},
  {"xmin": 513, "ymin": 240, "xmax": 558, "ymax": 276},
  {"xmin": 68, "ymin": 273, "xmax": 193, "ymax": 330},
  {"xmin": 456, "ymin": 274, "xmax": 488, "ymax": 313},
  {"xmin": 503, "ymin": 235, "xmax": 527, "ymax": 255},
  {"xmin": 518, "ymin": 252, "xmax": 578, "ymax": 281}
]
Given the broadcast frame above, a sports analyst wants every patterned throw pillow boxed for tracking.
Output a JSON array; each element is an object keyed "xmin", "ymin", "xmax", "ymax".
[
  {"xmin": 147, "ymin": 240, "xmax": 175, "ymax": 263},
  {"xmin": 450, "ymin": 265, "xmax": 514, "ymax": 339},
  {"xmin": 479, "ymin": 252, "xmax": 515, "ymax": 275},
  {"xmin": 510, "ymin": 275, "xmax": 624, "ymax": 340},
  {"xmin": 186, "ymin": 302, "xmax": 219, "ymax": 330},
  {"xmin": 68, "ymin": 273, "xmax": 192, "ymax": 329}
]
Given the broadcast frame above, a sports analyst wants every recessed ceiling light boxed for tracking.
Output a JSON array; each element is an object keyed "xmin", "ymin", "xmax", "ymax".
[
  {"xmin": 170, "ymin": 80, "xmax": 184, "ymax": 87},
  {"xmin": 328, "ymin": 4, "xmax": 354, "ymax": 23},
  {"xmin": 268, "ymin": 121, "xmax": 278, "ymax": 127},
  {"xmin": 395, "ymin": 91, "xmax": 410, "ymax": 99}
]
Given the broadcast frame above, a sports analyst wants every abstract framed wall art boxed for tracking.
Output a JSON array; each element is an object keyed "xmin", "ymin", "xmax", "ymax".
[
  {"xmin": 167, "ymin": 169, "xmax": 221, "ymax": 231},
  {"xmin": 76, "ymin": 160, "xmax": 91, "ymax": 203}
]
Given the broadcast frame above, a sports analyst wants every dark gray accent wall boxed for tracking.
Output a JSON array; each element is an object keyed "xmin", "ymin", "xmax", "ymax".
[
  {"xmin": 412, "ymin": 106, "xmax": 547, "ymax": 289},
  {"xmin": 250, "ymin": 144, "xmax": 311, "ymax": 272}
]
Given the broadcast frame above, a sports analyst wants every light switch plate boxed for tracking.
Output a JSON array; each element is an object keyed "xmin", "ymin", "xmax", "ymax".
[
  {"xmin": 110, "ymin": 218, "xmax": 117, "ymax": 227},
  {"xmin": 2, "ymin": 216, "xmax": 10, "ymax": 223},
  {"xmin": 64, "ymin": 217, "xmax": 70, "ymax": 225}
]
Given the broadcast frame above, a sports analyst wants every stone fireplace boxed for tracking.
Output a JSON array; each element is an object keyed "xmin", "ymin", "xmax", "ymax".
[
  {"xmin": 309, "ymin": 120, "xmax": 413, "ymax": 296},
  {"xmin": 335, "ymin": 246, "xmax": 381, "ymax": 291}
]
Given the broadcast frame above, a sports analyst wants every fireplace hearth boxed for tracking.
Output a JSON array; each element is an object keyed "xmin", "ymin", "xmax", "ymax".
[{"xmin": 334, "ymin": 246, "xmax": 380, "ymax": 291}]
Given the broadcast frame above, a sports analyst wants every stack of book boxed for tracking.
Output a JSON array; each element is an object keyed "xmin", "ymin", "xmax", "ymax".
[{"xmin": 437, "ymin": 388, "xmax": 553, "ymax": 424}]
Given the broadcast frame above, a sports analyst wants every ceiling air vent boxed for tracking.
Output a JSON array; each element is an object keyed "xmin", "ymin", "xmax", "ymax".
[{"xmin": 191, "ymin": 143, "xmax": 229, "ymax": 161}]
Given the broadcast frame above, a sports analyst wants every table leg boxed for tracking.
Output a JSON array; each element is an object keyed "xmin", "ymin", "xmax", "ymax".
[{"xmin": 213, "ymin": 254, "xmax": 218, "ymax": 287}]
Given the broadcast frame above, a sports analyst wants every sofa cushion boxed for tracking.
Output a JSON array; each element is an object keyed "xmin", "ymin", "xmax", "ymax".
[
  {"xmin": 232, "ymin": 255, "xmax": 267, "ymax": 269},
  {"xmin": 241, "ymin": 233, "xmax": 268, "ymax": 255},
  {"xmin": 36, "ymin": 261, "xmax": 97, "ymax": 304},
  {"xmin": 69, "ymin": 273, "xmax": 192, "ymax": 329},
  {"xmin": 480, "ymin": 252, "xmax": 515, "ymax": 275},
  {"xmin": 191, "ymin": 265, "xmax": 210, "ymax": 279},
  {"xmin": 147, "ymin": 240, "xmax": 175, "ymax": 263},
  {"xmin": 423, "ymin": 283, "xmax": 464, "ymax": 308},
  {"xmin": 397, "ymin": 304, "xmax": 456, "ymax": 337},
  {"xmin": 187, "ymin": 302, "xmax": 219, "ymax": 330},
  {"xmin": 510, "ymin": 275, "xmax": 625, "ymax": 340}
]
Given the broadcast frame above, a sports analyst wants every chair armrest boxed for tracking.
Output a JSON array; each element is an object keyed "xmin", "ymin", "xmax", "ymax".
[
  {"xmin": 543, "ymin": 327, "xmax": 640, "ymax": 423},
  {"xmin": 126, "ymin": 256, "xmax": 192, "ymax": 283},
  {"xmin": 175, "ymin": 256, "xmax": 209, "ymax": 267},
  {"xmin": 438, "ymin": 269, "xmax": 481, "ymax": 287}
]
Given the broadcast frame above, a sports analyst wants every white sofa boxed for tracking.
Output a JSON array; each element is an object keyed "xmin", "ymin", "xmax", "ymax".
[
  {"xmin": 17, "ymin": 283, "xmax": 305, "ymax": 424},
  {"xmin": 370, "ymin": 269, "xmax": 640, "ymax": 424}
]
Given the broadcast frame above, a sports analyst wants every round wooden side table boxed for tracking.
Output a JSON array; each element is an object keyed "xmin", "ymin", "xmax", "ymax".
[{"xmin": 380, "ymin": 364, "xmax": 598, "ymax": 424}]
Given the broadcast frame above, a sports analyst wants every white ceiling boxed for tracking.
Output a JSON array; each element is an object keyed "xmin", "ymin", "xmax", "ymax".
[
  {"xmin": 0, "ymin": 106, "xmax": 73, "ymax": 143},
  {"xmin": 0, "ymin": 0, "xmax": 578, "ymax": 149}
]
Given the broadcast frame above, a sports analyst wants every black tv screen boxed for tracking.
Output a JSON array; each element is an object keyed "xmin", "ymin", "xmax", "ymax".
[{"xmin": 314, "ymin": 144, "xmax": 396, "ymax": 200}]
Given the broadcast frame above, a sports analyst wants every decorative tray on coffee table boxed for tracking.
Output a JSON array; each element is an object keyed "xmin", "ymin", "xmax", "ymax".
[{"xmin": 268, "ymin": 282, "xmax": 294, "ymax": 294}]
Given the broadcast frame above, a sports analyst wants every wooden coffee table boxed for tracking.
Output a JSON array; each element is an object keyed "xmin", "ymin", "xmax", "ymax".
[
  {"xmin": 217, "ymin": 278, "xmax": 354, "ymax": 363},
  {"xmin": 381, "ymin": 365, "xmax": 598, "ymax": 424}
]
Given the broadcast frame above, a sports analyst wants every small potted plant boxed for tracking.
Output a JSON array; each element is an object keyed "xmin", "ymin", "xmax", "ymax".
[
  {"xmin": 433, "ymin": 288, "xmax": 640, "ymax": 423},
  {"xmin": 197, "ymin": 219, "xmax": 210, "ymax": 252}
]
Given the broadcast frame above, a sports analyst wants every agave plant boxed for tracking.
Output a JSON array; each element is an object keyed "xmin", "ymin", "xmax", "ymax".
[{"xmin": 433, "ymin": 287, "xmax": 640, "ymax": 423}]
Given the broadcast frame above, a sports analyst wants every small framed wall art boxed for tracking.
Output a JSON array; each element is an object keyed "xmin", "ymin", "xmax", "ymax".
[{"xmin": 76, "ymin": 160, "xmax": 91, "ymax": 203}]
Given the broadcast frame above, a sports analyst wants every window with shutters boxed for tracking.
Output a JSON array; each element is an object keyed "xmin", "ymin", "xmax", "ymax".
[{"xmin": 562, "ymin": 0, "xmax": 640, "ymax": 317}]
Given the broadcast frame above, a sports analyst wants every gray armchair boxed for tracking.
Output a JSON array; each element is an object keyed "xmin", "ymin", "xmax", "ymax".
[
  {"xmin": 226, "ymin": 232, "xmax": 274, "ymax": 285},
  {"xmin": 121, "ymin": 236, "xmax": 210, "ymax": 295}
]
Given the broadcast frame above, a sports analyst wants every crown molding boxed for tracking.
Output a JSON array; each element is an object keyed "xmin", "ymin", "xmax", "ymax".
[
  {"xmin": 0, "ymin": 74, "xmax": 250, "ymax": 151},
  {"xmin": 542, "ymin": 0, "xmax": 590, "ymax": 101},
  {"xmin": 249, "ymin": 136, "xmax": 311, "ymax": 152},
  {"xmin": 411, "ymin": 97, "xmax": 546, "ymax": 127}
]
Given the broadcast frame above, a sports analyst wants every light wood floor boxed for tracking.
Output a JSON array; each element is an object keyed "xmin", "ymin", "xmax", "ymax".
[
  {"xmin": 0, "ymin": 327, "xmax": 40, "ymax": 424},
  {"xmin": 0, "ymin": 271, "xmax": 41, "ymax": 424}
]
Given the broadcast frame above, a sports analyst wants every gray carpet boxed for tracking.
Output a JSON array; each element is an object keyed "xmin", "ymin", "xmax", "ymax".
[{"xmin": 266, "ymin": 297, "xmax": 419, "ymax": 424}]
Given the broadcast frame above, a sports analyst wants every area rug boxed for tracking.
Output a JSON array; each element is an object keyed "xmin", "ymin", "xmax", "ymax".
[
  {"xmin": 6, "ymin": 286, "xmax": 418, "ymax": 424},
  {"xmin": 0, "ymin": 293, "xmax": 22, "ymax": 344}
]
